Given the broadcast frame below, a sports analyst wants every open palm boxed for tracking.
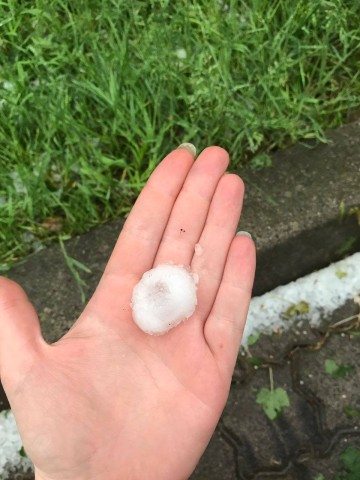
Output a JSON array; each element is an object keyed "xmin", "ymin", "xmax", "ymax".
[{"xmin": 0, "ymin": 146, "xmax": 255, "ymax": 480}]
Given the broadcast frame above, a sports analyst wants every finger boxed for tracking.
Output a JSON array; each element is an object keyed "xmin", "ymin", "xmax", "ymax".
[
  {"xmin": 191, "ymin": 174, "xmax": 244, "ymax": 319},
  {"xmin": 154, "ymin": 146, "xmax": 229, "ymax": 267},
  {"xmin": 0, "ymin": 277, "xmax": 45, "ymax": 392},
  {"xmin": 103, "ymin": 147, "xmax": 195, "ymax": 279},
  {"xmin": 85, "ymin": 146, "xmax": 195, "ymax": 325},
  {"xmin": 204, "ymin": 235, "xmax": 256, "ymax": 380}
]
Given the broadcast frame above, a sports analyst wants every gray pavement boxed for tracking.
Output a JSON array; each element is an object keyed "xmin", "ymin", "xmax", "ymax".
[{"xmin": 191, "ymin": 300, "xmax": 360, "ymax": 479}]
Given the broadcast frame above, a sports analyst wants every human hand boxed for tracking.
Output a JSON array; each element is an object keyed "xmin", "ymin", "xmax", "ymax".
[{"xmin": 0, "ymin": 145, "xmax": 256, "ymax": 480}]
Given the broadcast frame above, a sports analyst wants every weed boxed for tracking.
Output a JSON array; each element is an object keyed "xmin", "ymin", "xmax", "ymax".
[
  {"xmin": 256, "ymin": 367, "xmax": 290, "ymax": 420},
  {"xmin": 334, "ymin": 447, "xmax": 360, "ymax": 480},
  {"xmin": 249, "ymin": 152, "xmax": 272, "ymax": 171},
  {"xmin": 343, "ymin": 406, "xmax": 360, "ymax": 418},
  {"xmin": 282, "ymin": 300, "xmax": 310, "ymax": 319},
  {"xmin": 58, "ymin": 236, "xmax": 91, "ymax": 304},
  {"xmin": 335, "ymin": 269, "xmax": 348, "ymax": 279},
  {"xmin": 324, "ymin": 359, "xmax": 355, "ymax": 379},
  {"xmin": 247, "ymin": 332, "xmax": 261, "ymax": 346}
]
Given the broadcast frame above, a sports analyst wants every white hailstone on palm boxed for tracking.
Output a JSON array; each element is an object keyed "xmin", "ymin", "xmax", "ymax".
[{"xmin": 131, "ymin": 264, "xmax": 198, "ymax": 335}]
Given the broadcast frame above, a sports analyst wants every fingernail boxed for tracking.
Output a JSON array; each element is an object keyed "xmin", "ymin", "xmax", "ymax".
[
  {"xmin": 236, "ymin": 230, "xmax": 252, "ymax": 239},
  {"xmin": 177, "ymin": 143, "xmax": 196, "ymax": 156}
]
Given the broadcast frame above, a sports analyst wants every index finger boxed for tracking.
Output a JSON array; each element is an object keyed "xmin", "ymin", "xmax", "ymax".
[{"xmin": 101, "ymin": 145, "xmax": 196, "ymax": 280}]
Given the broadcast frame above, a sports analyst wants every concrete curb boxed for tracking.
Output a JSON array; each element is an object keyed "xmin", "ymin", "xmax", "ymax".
[{"xmin": 239, "ymin": 120, "xmax": 360, "ymax": 295}]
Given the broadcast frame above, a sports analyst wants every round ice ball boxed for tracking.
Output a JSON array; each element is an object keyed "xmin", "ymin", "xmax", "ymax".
[{"xmin": 131, "ymin": 264, "xmax": 198, "ymax": 335}]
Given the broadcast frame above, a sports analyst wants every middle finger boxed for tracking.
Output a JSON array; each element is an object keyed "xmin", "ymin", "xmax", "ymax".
[{"xmin": 154, "ymin": 146, "xmax": 229, "ymax": 267}]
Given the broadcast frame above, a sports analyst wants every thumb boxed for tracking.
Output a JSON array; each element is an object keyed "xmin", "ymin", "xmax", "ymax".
[{"xmin": 0, "ymin": 276, "xmax": 45, "ymax": 393}]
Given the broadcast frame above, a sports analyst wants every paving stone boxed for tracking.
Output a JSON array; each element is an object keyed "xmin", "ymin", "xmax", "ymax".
[
  {"xmin": 190, "ymin": 427, "xmax": 237, "ymax": 480},
  {"xmin": 303, "ymin": 436, "xmax": 360, "ymax": 479}
]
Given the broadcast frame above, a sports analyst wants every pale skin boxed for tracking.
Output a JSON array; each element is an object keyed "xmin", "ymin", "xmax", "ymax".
[{"xmin": 0, "ymin": 146, "xmax": 256, "ymax": 480}]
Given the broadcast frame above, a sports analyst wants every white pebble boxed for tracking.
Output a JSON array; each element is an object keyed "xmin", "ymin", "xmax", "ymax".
[
  {"xmin": 175, "ymin": 48, "xmax": 187, "ymax": 59},
  {"xmin": 131, "ymin": 264, "xmax": 198, "ymax": 335}
]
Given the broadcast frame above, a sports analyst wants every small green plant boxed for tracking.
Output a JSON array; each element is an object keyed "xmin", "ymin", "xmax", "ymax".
[
  {"xmin": 335, "ymin": 237, "xmax": 357, "ymax": 257},
  {"xmin": 338, "ymin": 204, "xmax": 360, "ymax": 225},
  {"xmin": 348, "ymin": 206, "xmax": 360, "ymax": 225},
  {"xmin": 334, "ymin": 447, "xmax": 360, "ymax": 480},
  {"xmin": 59, "ymin": 236, "xmax": 92, "ymax": 304},
  {"xmin": 324, "ymin": 359, "xmax": 355, "ymax": 379},
  {"xmin": 256, "ymin": 367, "xmax": 290, "ymax": 420},
  {"xmin": 247, "ymin": 357, "xmax": 264, "ymax": 367},
  {"xmin": 348, "ymin": 331, "xmax": 360, "ymax": 337},
  {"xmin": 339, "ymin": 200, "xmax": 346, "ymax": 222},
  {"xmin": 335, "ymin": 269, "xmax": 348, "ymax": 279},
  {"xmin": 314, "ymin": 474, "xmax": 326, "ymax": 480},
  {"xmin": 247, "ymin": 332, "xmax": 261, "ymax": 346},
  {"xmin": 18, "ymin": 446, "xmax": 27, "ymax": 458},
  {"xmin": 282, "ymin": 301, "xmax": 310, "ymax": 320},
  {"xmin": 343, "ymin": 406, "xmax": 360, "ymax": 418},
  {"xmin": 249, "ymin": 152, "xmax": 272, "ymax": 170}
]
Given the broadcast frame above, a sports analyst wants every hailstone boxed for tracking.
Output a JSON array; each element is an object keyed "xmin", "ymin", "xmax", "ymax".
[{"xmin": 131, "ymin": 264, "xmax": 198, "ymax": 335}]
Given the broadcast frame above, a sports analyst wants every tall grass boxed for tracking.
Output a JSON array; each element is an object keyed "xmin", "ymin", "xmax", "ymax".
[{"xmin": 1, "ymin": 0, "xmax": 359, "ymax": 269}]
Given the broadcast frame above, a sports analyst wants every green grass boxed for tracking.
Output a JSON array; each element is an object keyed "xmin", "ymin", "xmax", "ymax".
[{"xmin": 1, "ymin": 0, "xmax": 360, "ymax": 270}]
